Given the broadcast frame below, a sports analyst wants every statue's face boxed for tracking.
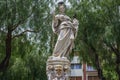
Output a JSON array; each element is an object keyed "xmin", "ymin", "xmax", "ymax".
[
  {"xmin": 54, "ymin": 65, "xmax": 63, "ymax": 77},
  {"xmin": 59, "ymin": 5, "xmax": 65, "ymax": 13}
]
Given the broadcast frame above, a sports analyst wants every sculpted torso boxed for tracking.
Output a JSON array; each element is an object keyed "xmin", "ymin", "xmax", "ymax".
[{"xmin": 52, "ymin": 14, "xmax": 79, "ymax": 57}]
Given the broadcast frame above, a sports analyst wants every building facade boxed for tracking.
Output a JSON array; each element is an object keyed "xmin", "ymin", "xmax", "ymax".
[{"xmin": 70, "ymin": 56, "xmax": 99, "ymax": 80}]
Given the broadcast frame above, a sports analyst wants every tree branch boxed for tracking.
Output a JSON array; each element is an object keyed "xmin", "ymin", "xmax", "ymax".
[
  {"xmin": 12, "ymin": 30, "xmax": 37, "ymax": 39},
  {"xmin": 11, "ymin": 21, "xmax": 22, "ymax": 31},
  {"xmin": 11, "ymin": 11, "xmax": 33, "ymax": 31},
  {"xmin": 110, "ymin": 45, "xmax": 120, "ymax": 56},
  {"xmin": 103, "ymin": 41, "xmax": 119, "ymax": 55}
]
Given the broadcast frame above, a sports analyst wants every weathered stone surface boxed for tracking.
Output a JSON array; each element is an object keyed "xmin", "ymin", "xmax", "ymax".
[{"xmin": 46, "ymin": 56, "xmax": 71, "ymax": 80}]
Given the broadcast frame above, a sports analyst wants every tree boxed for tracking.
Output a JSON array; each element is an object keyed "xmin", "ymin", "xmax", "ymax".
[
  {"xmin": 69, "ymin": 0, "xmax": 120, "ymax": 80},
  {"xmin": 0, "ymin": 0, "xmax": 50, "ymax": 72},
  {"xmin": 0, "ymin": 0, "xmax": 53, "ymax": 80}
]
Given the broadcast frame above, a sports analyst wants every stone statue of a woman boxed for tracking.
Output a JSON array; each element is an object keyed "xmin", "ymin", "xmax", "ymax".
[
  {"xmin": 46, "ymin": 2, "xmax": 79, "ymax": 80},
  {"xmin": 52, "ymin": 2, "xmax": 79, "ymax": 57}
]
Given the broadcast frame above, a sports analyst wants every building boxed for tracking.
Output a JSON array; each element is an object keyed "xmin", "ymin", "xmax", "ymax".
[{"xmin": 70, "ymin": 55, "xmax": 99, "ymax": 80}]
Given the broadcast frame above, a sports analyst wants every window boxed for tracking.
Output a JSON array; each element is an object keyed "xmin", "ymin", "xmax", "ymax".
[
  {"xmin": 87, "ymin": 66, "xmax": 96, "ymax": 71},
  {"xmin": 71, "ymin": 64, "xmax": 82, "ymax": 69}
]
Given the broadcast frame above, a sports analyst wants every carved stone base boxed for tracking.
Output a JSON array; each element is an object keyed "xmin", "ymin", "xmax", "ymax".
[{"xmin": 46, "ymin": 56, "xmax": 71, "ymax": 80}]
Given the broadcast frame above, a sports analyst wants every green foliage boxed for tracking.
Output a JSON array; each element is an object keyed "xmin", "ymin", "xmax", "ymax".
[
  {"xmin": 69, "ymin": 0, "xmax": 120, "ymax": 79},
  {"xmin": 0, "ymin": 0, "xmax": 120, "ymax": 80},
  {"xmin": 0, "ymin": 0, "xmax": 51, "ymax": 80}
]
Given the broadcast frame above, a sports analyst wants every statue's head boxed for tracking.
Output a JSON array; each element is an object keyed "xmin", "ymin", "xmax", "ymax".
[
  {"xmin": 54, "ymin": 65, "xmax": 63, "ymax": 77},
  {"xmin": 58, "ymin": 1, "xmax": 65, "ymax": 14}
]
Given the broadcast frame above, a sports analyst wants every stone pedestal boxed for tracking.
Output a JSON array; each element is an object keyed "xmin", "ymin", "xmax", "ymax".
[{"xmin": 46, "ymin": 56, "xmax": 71, "ymax": 80}]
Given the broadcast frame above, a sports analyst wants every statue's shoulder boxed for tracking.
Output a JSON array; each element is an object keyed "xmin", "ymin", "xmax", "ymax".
[
  {"xmin": 55, "ymin": 14, "xmax": 71, "ymax": 21},
  {"xmin": 55, "ymin": 14, "xmax": 70, "ymax": 18},
  {"xmin": 55, "ymin": 14, "xmax": 63, "ymax": 17}
]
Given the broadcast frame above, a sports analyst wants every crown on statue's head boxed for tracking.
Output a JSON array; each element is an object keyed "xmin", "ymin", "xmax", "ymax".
[{"xmin": 57, "ymin": 0, "xmax": 64, "ymax": 5}]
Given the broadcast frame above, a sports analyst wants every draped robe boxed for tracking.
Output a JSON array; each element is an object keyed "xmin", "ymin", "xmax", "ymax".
[{"xmin": 52, "ymin": 14, "xmax": 79, "ymax": 57}]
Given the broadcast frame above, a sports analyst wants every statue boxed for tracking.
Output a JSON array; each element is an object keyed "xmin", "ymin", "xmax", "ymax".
[
  {"xmin": 46, "ymin": 1, "xmax": 79, "ymax": 80},
  {"xmin": 52, "ymin": 1, "xmax": 79, "ymax": 57}
]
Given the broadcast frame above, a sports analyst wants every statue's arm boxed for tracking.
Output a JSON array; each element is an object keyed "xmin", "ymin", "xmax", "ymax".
[
  {"xmin": 52, "ymin": 15, "xmax": 59, "ymax": 34},
  {"xmin": 73, "ymin": 18, "xmax": 79, "ymax": 30},
  {"xmin": 72, "ymin": 18, "xmax": 79, "ymax": 38}
]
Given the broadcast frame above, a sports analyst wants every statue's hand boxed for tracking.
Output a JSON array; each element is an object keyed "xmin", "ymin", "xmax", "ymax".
[{"xmin": 73, "ymin": 18, "xmax": 79, "ymax": 24}]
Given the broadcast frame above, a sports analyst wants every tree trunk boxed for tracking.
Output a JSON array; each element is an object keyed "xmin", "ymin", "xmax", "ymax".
[
  {"xmin": 94, "ymin": 53, "xmax": 106, "ymax": 80},
  {"xmin": 89, "ymin": 44, "xmax": 106, "ymax": 80},
  {"xmin": 109, "ymin": 44, "xmax": 120, "ymax": 80},
  {"xmin": 116, "ymin": 53, "xmax": 120, "ymax": 80},
  {"xmin": 0, "ymin": 30, "xmax": 12, "ymax": 72}
]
